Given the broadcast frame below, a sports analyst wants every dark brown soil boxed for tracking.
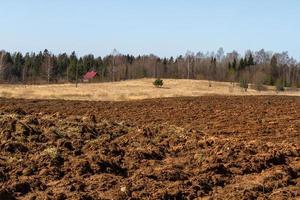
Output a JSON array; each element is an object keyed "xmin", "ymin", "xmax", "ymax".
[{"xmin": 0, "ymin": 96, "xmax": 299, "ymax": 199}]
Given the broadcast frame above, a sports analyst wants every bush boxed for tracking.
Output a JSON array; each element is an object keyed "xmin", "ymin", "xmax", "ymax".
[
  {"xmin": 153, "ymin": 79, "xmax": 163, "ymax": 87},
  {"xmin": 275, "ymin": 80, "xmax": 285, "ymax": 92},
  {"xmin": 240, "ymin": 79, "xmax": 249, "ymax": 92},
  {"xmin": 252, "ymin": 71, "xmax": 267, "ymax": 91},
  {"xmin": 252, "ymin": 83, "xmax": 268, "ymax": 91}
]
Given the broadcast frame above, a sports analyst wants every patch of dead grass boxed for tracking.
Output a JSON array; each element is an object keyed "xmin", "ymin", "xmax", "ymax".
[{"xmin": 0, "ymin": 78, "xmax": 299, "ymax": 101}]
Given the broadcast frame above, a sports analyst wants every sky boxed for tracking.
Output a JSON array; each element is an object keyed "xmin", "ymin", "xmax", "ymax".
[{"xmin": 0, "ymin": 0, "xmax": 300, "ymax": 60}]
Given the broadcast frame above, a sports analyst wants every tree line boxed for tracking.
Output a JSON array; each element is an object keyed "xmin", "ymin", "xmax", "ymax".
[{"xmin": 0, "ymin": 48, "xmax": 299, "ymax": 88}]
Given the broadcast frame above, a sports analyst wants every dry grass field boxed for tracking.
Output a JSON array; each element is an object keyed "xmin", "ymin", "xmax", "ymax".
[{"xmin": 0, "ymin": 78, "xmax": 299, "ymax": 101}]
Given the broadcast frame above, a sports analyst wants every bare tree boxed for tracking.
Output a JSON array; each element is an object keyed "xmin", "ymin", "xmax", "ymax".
[
  {"xmin": 111, "ymin": 48, "xmax": 120, "ymax": 82},
  {"xmin": 42, "ymin": 49, "xmax": 53, "ymax": 84},
  {"xmin": 185, "ymin": 50, "xmax": 194, "ymax": 79},
  {"xmin": 0, "ymin": 51, "xmax": 5, "ymax": 82},
  {"xmin": 216, "ymin": 47, "xmax": 224, "ymax": 62}
]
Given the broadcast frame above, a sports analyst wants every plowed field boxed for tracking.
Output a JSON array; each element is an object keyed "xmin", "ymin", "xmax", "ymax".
[{"xmin": 0, "ymin": 96, "xmax": 299, "ymax": 199}]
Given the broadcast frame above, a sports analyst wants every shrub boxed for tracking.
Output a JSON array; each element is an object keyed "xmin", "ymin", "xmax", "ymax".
[
  {"xmin": 153, "ymin": 79, "xmax": 163, "ymax": 87},
  {"xmin": 240, "ymin": 79, "xmax": 249, "ymax": 92},
  {"xmin": 252, "ymin": 71, "xmax": 268, "ymax": 91},
  {"xmin": 252, "ymin": 83, "xmax": 268, "ymax": 91},
  {"xmin": 275, "ymin": 80, "xmax": 285, "ymax": 92}
]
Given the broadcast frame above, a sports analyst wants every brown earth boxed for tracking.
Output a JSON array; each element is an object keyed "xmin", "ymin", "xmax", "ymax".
[{"xmin": 0, "ymin": 96, "xmax": 299, "ymax": 200}]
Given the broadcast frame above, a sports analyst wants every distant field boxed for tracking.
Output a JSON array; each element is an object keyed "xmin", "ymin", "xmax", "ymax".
[{"xmin": 0, "ymin": 78, "xmax": 299, "ymax": 101}]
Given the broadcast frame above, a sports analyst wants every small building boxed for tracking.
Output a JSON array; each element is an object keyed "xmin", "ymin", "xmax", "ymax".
[{"xmin": 83, "ymin": 71, "xmax": 97, "ymax": 82}]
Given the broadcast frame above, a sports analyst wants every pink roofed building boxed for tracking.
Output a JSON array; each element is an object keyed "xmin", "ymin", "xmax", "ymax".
[{"xmin": 83, "ymin": 71, "xmax": 97, "ymax": 82}]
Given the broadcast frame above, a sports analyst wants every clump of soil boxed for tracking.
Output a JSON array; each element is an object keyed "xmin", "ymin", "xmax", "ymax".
[{"xmin": 0, "ymin": 96, "xmax": 299, "ymax": 199}]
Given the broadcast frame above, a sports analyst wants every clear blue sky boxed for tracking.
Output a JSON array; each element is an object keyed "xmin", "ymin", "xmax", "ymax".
[{"xmin": 0, "ymin": 0, "xmax": 299, "ymax": 59}]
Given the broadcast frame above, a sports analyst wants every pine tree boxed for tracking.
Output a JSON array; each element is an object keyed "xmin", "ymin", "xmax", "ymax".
[
  {"xmin": 232, "ymin": 58, "xmax": 237, "ymax": 70},
  {"xmin": 239, "ymin": 58, "xmax": 245, "ymax": 70},
  {"xmin": 248, "ymin": 53, "xmax": 254, "ymax": 66},
  {"xmin": 68, "ymin": 51, "xmax": 78, "ymax": 81},
  {"xmin": 2, "ymin": 52, "xmax": 14, "ymax": 82},
  {"xmin": 12, "ymin": 52, "xmax": 24, "ymax": 80},
  {"xmin": 228, "ymin": 62, "xmax": 232, "ymax": 69}
]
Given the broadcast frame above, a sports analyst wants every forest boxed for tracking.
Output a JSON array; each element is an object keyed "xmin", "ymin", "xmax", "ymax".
[{"xmin": 0, "ymin": 48, "xmax": 299, "ymax": 88}]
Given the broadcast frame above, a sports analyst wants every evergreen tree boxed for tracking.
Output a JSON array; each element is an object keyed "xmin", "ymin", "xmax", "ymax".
[
  {"xmin": 68, "ymin": 51, "xmax": 78, "ymax": 81},
  {"xmin": 239, "ymin": 58, "xmax": 245, "ymax": 70},
  {"xmin": 57, "ymin": 53, "xmax": 70, "ymax": 79},
  {"xmin": 23, "ymin": 53, "xmax": 32, "ymax": 83},
  {"xmin": 163, "ymin": 57, "xmax": 168, "ymax": 77},
  {"xmin": 232, "ymin": 58, "xmax": 237, "ymax": 70},
  {"xmin": 2, "ymin": 52, "xmax": 14, "ymax": 82},
  {"xmin": 247, "ymin": 53, "xmax": 254, "ymax": 66},
  {"xmin": 12, "ymin": 52, "xmax": 24, "ymax": 81},
  {"xmin": 3, "ymin": 52, "xmax": 13, "ymax": 65}
]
